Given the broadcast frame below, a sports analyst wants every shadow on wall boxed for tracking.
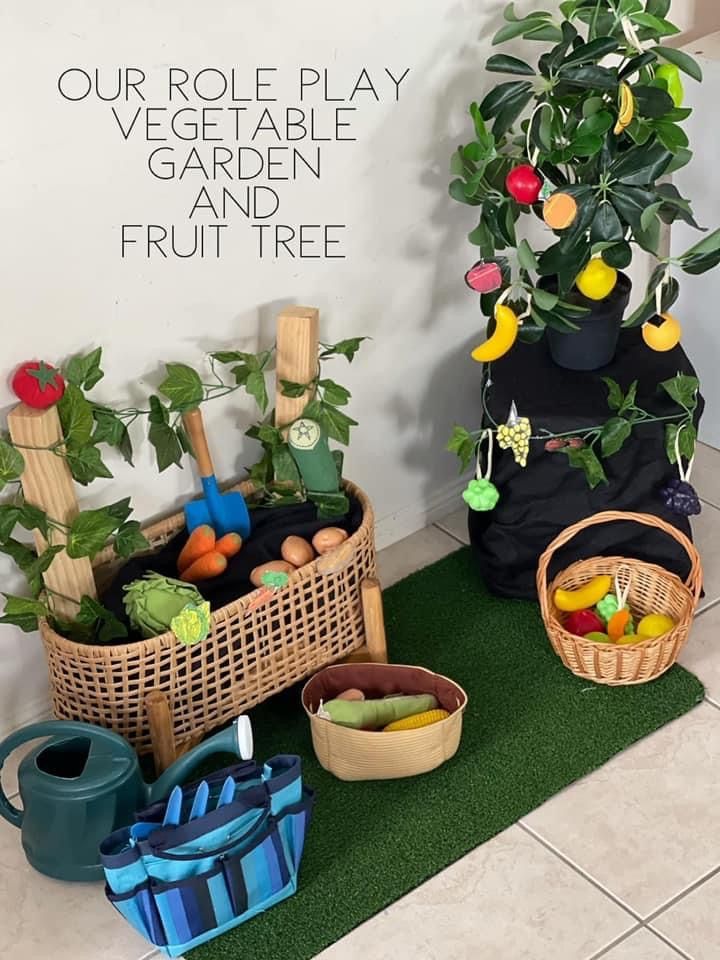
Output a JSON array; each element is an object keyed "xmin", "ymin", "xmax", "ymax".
[{"xmin": 384, "ymin": 1, "xmax": 507, "ymax": 507}]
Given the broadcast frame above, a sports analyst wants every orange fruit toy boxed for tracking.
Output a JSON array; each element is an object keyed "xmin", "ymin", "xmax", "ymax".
[{"xmin": 543, "ymin": 192, "xmax": 578, "ymax": 230}]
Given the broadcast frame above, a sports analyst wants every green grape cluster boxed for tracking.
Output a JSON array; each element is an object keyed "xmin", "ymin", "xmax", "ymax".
[{"xmin": 496, "ymin": 418, "xmax": 531, "ymax": 467}]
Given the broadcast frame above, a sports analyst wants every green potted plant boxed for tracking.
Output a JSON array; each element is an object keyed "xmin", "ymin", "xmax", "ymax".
[{"xmin": 450, "ymin": 0, "xmax": 720, "ymax": 372}]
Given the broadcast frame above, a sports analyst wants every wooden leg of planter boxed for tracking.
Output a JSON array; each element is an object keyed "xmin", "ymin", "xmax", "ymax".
[
  {"xmin": 362, "ymin": 577, "xmax": 388, "ymax": 663},
  {"xmin": 146, "ymin": 690, "xmax": 177, "ymax": 775}
]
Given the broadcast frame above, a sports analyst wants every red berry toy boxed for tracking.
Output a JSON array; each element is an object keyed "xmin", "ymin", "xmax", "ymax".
[
  {"xmin": 505, "ymin": 164, "xmax": 543, "ymax": 204},
  {"xmin": 11, "ymin": 361, "xmax": 65, "ymax": 409}
]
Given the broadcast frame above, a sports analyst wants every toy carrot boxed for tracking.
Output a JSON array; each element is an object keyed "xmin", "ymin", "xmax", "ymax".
[
  {"xmin": 177, "ymin": 525, "xmax": 216, "ymax": 573},
  {"xmin": 608, "ymin": 608, "xmax": 632, "ymax": 642},
  {"xmin": 215, "ymin": 532, "xmax": 242, "ymax": 560},
  {"xmin": 180, "ymin": 550, "xmax": 227, "ymax": 583}
]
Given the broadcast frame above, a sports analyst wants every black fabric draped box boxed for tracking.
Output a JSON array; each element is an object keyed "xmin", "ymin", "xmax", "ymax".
[{"xmin": 468, "ymin": 328, "xmax": 703, "ymax": 600}]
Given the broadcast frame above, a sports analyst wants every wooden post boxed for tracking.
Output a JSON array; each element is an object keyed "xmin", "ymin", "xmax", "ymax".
[
  {"xmin": 275, "ymin": 306, "xmax": 319, "ymax": 434},
  {"xmin": 361, "ymin": 578, "xmax": 389, "ymax": 663},
  {"xmin": 146, "ymin": 690, "xmax": 177, "ymax": 775},
  {"xmin": 7, "ymin": 403, "xmax": 96, "ymax": 619}
]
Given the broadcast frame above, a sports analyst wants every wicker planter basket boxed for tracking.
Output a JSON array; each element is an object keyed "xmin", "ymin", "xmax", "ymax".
[
  {"xmin": 40, "ymin": 479, "xmax": 377, "ymax": 754},
  {"xmin": 302, "ymin": 662, "xmax": 468, "ymax": 781},
  {"xmin": 537, "ymin": 510, "xmax": 702, "ymax": 686}
]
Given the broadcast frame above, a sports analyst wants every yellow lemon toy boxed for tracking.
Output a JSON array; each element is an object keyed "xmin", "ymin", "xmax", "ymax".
[
  {"xmin": 614, "ymin": 82, "xmax": 634, "ymax": 135},
  {"xmin": 637, "ymin": 613, "xmax": 676, "ymax": 638},
  {"xmin": 471, "ymin": 303, "xmax": 519, "ymax": 363},
  {"xmin": 616, "ymin": 634, "xmax": 643, "ymax": 645},
  {"xmin": 554, "ymin": 575, "xmax": 613, "ymax": 613},
  {"xmin": 576, "ymin": 258, "xmax": 618, "ymax": 301},
  {"xmin": 642, "ymin": 312, "xmax": 682, "ymax": 352},
  {"xmin": 543, "ymin": 192, "xmax": 578, "ymax": 230}
]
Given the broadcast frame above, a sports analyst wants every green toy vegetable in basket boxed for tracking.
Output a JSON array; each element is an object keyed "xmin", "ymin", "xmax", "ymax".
[
  {"xmin": 317, "ymin": 694, "xmax": 438, "ymax": 730},
  {"xmin": 123, "ymin": 573, "xmax": 206, "ymax": 639}
]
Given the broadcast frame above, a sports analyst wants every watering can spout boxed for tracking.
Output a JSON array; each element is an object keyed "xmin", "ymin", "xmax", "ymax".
[{"xmin": 147, "ymin": 716, "xmax": 253, "ymax": 804}]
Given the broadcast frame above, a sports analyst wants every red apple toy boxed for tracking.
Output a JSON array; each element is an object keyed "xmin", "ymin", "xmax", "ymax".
[{"xmin": 505, "ymin": 164, "xmax": 543, "ymax": 204}]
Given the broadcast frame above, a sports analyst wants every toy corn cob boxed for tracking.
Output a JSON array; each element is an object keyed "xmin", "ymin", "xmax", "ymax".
[{"xmin": 383, "ymin": 709, "xmax": 450, "ymax": 732}]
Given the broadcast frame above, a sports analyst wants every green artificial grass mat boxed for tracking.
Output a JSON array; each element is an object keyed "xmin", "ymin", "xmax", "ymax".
[{"xmin": 190, "ymin": 546, "xmax": 704, "ymax": 960}]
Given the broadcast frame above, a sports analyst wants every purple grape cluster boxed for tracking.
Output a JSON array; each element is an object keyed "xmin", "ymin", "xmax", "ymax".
[{"xmin": 660, "ymin": 478, "xmax": 702, "ymax": 517}]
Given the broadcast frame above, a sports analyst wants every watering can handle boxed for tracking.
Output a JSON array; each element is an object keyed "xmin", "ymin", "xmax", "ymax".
[{"xmin": 0, "ymin": 720, "xmax": 127, "ymax": 828}]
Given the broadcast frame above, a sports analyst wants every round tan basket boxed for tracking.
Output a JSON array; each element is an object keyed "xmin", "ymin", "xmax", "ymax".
[
  {"xmin": 302, "ymin": 662, "xmax": 468, "ymax": 781},
  {"xmin": 537, "ymin": 510, "xmax": 702, "ymax": 686}
]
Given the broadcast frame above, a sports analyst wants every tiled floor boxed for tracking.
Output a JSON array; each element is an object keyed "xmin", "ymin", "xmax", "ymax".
[{"xmin": 3, "ymin": 445, "xmax": 720, "ymax": 959}]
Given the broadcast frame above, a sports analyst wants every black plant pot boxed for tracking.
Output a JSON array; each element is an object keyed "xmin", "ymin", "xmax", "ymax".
[{"xmin": 543, "ymin": 272, "xmax": 632, "ymax": 372}]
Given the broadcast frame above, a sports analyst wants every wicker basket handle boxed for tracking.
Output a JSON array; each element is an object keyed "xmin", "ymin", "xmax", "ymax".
[{"xmin": 536, "ymin": 510, "xmax": 703, "ymax": 609}]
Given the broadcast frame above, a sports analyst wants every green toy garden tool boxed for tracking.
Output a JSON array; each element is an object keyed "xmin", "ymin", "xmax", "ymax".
[
  {"xmin": 0, "ymin": 715, "xmax": 253, "ymax": 881},
  {"xmin": 182, "ymin": 406, "xmax": 251, "ymax": 539}
]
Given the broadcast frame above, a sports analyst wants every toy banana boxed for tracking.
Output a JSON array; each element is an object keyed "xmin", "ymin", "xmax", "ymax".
[
  {"xmin": 554, "ymin": 575, "xmax": 613, "ymax": 613},
  {"xmin": 614, "ymin": 82, "xmax": 634, "ymax": 135},
  {"xmin": 471, "ymin": 304, "xmax": 519, "ymax": 363}
]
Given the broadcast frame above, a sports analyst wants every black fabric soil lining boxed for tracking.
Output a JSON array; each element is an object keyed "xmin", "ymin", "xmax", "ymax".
[{"xmin": 102, "ymin": 497, "xmax": 363, "ymax": 642}]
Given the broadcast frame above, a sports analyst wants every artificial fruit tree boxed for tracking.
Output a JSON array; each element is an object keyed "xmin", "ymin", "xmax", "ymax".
[{"xmin": 449, "ymin": 0, "xmax": 716, "ymax": 498}]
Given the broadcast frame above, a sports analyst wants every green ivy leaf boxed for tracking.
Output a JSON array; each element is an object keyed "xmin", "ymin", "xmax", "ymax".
[
  {"xmin": 601, "ymin": 417, "xmax": 633, "ymax": 458},
  {"xmin": 158, "ymin": 363, "xmax": 204, "ymax": 412},
  {"xmin": 67, "ymin": 508, "xmax": 120, "ymax": 559},
  {"xmin": 148, "ymin": 421, "xmax": 183, "ymax": 473},
  {"xmin": 447, "ymin": 426, "xmax": 476, "ymax": 472},
  {"xmin": 272, "ymin": 444, "xmax": 302, "ymax": 487},
  {"xmin": 66, "ymin": 445, "xmax": 114, "ymax": 486},
  {"xmin": 279, "ymin": 380, "xmax": 310, "ymax": 398},
  {"xmin": 92, "ymin": 409, "xmax": 133, "ymax": 465},
  {"xmin": 0, "ymin": 505, "xmax": 21, "ymax": 542},
  {"xmin": 602, "ymin": 377, "xmax": 624, "ymax": 412},
  {"xmin": 75, "ymin": 595, "xmax": 128, "ymax": 645},
  {"xmin": 0, "ymin": 594, "xmax": 47, "ymax": 632},
  {"xmin": 562, "ymin": 446, "xmax": 608, "ymax": 489},
  {"xmin": 17, "ymin": 503, "xmax": 49, "ymax": 539},
  {"xmin": 245, "ymin": 371, "xmax": 269, "ymax": 412},
  {"xmin": 319, "ymin": 338, "xmax": 368, "ymax": 363},
  {"xmin": 314, "ymin": 403, "xmax": 358, "ymax": 445},
  {"xmin": 0, "ymin": 440, "xmax": 24, "ymax": 487},
  {"xmin": 148, "ymin": 395, "xmax": 170, "ymax": 425},
  {"xmin": 176, "ymin": 425, "xmax": 193, "ymax": 456},
  {"xmin": 58, "ymin": 384, "xmax": 94, "ymax": 447},
  {"xmin": 665, "ymin": 422, "xmax": 696, "ymax": 465},
  {"xmin": 25, "ymin": 545, "xmax": 64, "ymax": 597},
  {"xmin": 660, "ymin": 375, "xmax": 699, "ymax": 412},
  {"xmin": 114, "ymin": 521, "xmax": 150, "ymax": 559},
  {"xmin": 105, "ymin": 497, "xmax": 133, "ymax": 524},
  {"xmin": 64, "ymin": 347, "xmax": 104, "ymax": 391},
  {"xmin": 0, "ymin": 538, "xmax": 36, "ymax": 574},
  {"xmin": 318, "ymin": 379, "xmax": 351, "ymax": 406},
  {"xmin": 308, "ymin": 491, "xmax": 350, "ymax": 520},
  {"xmin": 619, "ymin": 380, "xmax": 638, "ymax": 415}
]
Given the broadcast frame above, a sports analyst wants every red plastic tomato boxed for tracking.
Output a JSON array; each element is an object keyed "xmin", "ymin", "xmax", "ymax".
[
  {"xmin": 505, "ymin": 164, "xmax": 543, "ymax": 204},
  {"xmin": 565, "ymin": 609, "xmax": 605, "ymax": 637},
  {"xmin": 11, "ymin": 361, "xmax": 65, "ymax": 409}
]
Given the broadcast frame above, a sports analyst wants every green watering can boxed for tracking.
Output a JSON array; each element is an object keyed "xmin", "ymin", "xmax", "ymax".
[{"xmin": 0, "ymin": 715, "xmax": 253, "ymax": 882}]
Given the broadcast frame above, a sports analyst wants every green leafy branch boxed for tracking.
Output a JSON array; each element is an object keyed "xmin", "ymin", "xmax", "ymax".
[{"xmin": 448, "ymin": 373, "xmax": 699, "ymax": 490}]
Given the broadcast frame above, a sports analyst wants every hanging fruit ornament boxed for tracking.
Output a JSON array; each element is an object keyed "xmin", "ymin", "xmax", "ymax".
[
  {"xmin": 465, "ymin": 260, "xmax": 503, "ymax": 294},
  {"xmin": 471, "ymin": 301, "xmax": 519, "ymax": 363},
  {"xmin": 576, "ymin": 257, "xmax": 618, "ymax": 300},
  {"xmin": 496, "ymin": 401, "xmax": 531, "ymax": 467},
  {"xmin": 463, "ymin": 429, "xmax": 500, "ymax": 512},
  {"xmin": 655, "ymin": 64, "xmax": 684, "ymax": 106},
  {"xmin": 660, "ymin": 425, "xmax": 701, "ymax": 517},
  {"xmin": 642, "ymin": 312, "xmax": 682, "ymax": 352},
  {"xmin": 505, "ymin": 164, "xmax": 543, "ymax": 205},
  {"xmin": 614, "ymin": 82, "xmax": 635, "ymax": 135},
  {"xmin": 543, "ymin": 192, "xmax": 578, "ymax": 231}
]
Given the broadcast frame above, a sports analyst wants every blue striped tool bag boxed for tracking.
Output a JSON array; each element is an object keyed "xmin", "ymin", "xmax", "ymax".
[{"xmin": 100, "ymin": 755, "xmax": 314, "ymax": 957}]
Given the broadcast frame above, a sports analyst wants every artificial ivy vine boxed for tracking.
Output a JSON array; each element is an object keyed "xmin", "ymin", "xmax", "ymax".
[
  {"xmin": 0, "ymin": 336, "xmax": 366, "ymax": 641},
  {"xmin": 449, "ymin": 372, "xmax": 699, "ymax": 489}
]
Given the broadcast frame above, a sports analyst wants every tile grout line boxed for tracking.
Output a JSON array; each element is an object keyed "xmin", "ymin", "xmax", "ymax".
[
  {"xmin": 585, "ymin": 923, "xmax": 644, "ymax": 960},
  {"xmin": 432, "ymin": 521, "xmax": 469, "ymax": 547},
  {"xmin": 642, "ymin": 862, "xmax": 720, "ymax": 926},
  {"xmin": 517, "ymin": 821, "xmax": 644, "ymax": 921},
  {"xmin": 641, "ymin": 925, "xmax": 696, "ymax": 960}
]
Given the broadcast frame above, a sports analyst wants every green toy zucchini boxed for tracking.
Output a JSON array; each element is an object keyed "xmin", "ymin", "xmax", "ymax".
[{"xmin": 317, "ymin": 694, "xmax": 438, "ymax": 730}]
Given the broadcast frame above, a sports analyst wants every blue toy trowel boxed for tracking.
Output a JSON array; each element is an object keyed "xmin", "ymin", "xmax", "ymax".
[{"xmin": 182, "ymin": 407, "xmax": 251, "ymax": 539}]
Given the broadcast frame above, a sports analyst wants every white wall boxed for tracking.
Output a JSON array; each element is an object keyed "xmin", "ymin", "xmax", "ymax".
[{"xmin": 1, "ymin": 0, "xmax": 505, "ymax": 732}]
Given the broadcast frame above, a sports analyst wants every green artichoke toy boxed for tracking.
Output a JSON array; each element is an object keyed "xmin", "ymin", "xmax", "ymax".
[
  {"xmin": 463, "ymin": 478, "xmax": 500, "ymax": 512},
  {"xmin": 123, "ymin": 573, "xmax": 206, "ymax": 639}
]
